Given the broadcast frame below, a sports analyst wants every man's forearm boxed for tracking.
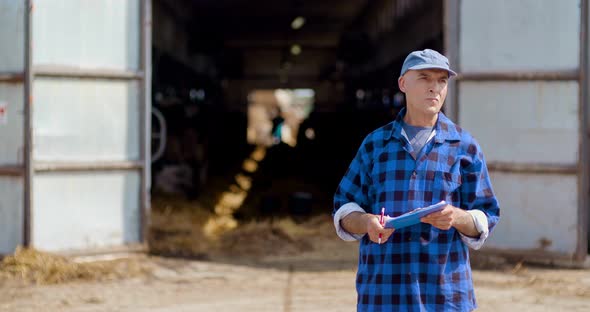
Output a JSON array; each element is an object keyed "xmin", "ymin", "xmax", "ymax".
[
  {"xmin": 341, "ymin": 211, "xmax": 373, "ymax": 234},
  {"xmin": 343, "ymin": 206, "xmax": 480, "ymax": 237},
  {"xmin": 452, "ymin": 208, "xmax": 480, "ymax": 237}
]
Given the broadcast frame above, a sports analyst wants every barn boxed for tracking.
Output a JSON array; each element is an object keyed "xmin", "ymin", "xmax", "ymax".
[{"xmin": 0, "ymin": 0, "xmax": 587, "ymax": 265}]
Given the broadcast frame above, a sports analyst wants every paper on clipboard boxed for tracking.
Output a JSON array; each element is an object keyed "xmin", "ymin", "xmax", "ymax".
[{"xmin": 384, "ymin": 201, "xmax": 447, "ymax": 229}]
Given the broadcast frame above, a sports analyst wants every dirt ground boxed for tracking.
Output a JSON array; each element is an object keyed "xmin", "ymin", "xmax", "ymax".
[
  {"xmin": 1, "ymin": 226, "xmax": 590, "ymax": 312},
  {"xmin": 1, "ymin": 175, "xmax": 589, "ymax": 312}
]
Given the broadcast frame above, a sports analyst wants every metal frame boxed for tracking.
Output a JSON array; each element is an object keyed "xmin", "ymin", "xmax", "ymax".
[
  {"xmin": 443, "ymin": 0, "xmax": 460, "ymax": 122},
  {"xmin": 151, "ymin": 106, "xmax": 167, "ymax": 163},
  {"xmin": 474, "ymin": 247, "xmax": 588, "ymax": 268},
  {"xmin": 456, "ymin": 71, "xmax": 579, "ymax": 82},
  {"xmin": 34, "ymin": 65, "xmax": 143, "ymax": 80},
  {"xmin": 23, "ymin": 0, "xmax": 33, "ymax": 247},
  {"xmin": 140, "ymin": 0, "xmax": 152, "ymax": 246},
  {"xmin": 34, "ymin": 161, "xmax": 143, "ymax": 172},
  {"xmin": 0, "ymin": 72, "xmax": 24, "ymax": 83},
  {"xmin": 0, "ymin": 2, "xmax": 32, "ymax": 250},
  {"xmin": 0, "ymin": 166, "xmax": 24, "ymax": 176},
  {"xmin": 576, "ymin": 0, "xmax": 589, "ymax": 262},
  {"xmin": 487, "ymin": 162, "xmax": 578, "ymax": 175},
  {"xmin": 445, "ymin": 0, "xmax": 588, "ymax": 263}
]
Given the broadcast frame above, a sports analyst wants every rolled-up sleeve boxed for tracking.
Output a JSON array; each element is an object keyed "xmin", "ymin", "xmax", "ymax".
[
  {"xmin": 333, "ymin": 202, "xmax": 366, "ymax": 241},
  {"xmin": 459, "ymin": 143, "xmax": 500, "ymax": 248},
  {"xmin": 333, "ymin": 138, "xmax": 373, "ymax": 240},
  {"xmin": 458, "ymin": 209, "xmax": 489, "ymax": 250}
]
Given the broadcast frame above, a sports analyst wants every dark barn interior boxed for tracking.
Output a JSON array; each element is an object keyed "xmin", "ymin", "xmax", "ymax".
[{"xmin": 150, "ymin": 0, "xmax": 444, "ymax": 221}]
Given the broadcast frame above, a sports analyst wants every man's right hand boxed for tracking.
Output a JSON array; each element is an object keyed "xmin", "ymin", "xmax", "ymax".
[
  {"xmin": 365, "ymin": 213, "xmax": 395, "ymax": 244},
  {"xmin": 341, "ymin": 212, "xmax": 395, "ymax": 244}
]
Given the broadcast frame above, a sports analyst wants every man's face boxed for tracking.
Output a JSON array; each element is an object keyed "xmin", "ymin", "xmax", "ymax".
[{"xmin": 398, "ymin": 68, "xmax": 449, "ymax": 116}]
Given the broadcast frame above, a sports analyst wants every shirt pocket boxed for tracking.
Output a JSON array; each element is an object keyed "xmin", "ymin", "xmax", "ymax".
[{"xmin": 435, "ymin": 170, "xmax": 462, "ymax": 204}]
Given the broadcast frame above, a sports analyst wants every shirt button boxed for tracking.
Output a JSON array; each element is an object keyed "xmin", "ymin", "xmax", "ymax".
[
  {"xmin": 407, "ymin": 237, "xmax": 412, "ymax": 242},
  {"xmin": 412, "ymin": 171, "xmax": 417, "ymax": 177}
]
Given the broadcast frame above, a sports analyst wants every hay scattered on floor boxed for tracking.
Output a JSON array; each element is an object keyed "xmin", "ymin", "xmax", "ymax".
[
  {"xmin": 218, "ymin": 221, "xmax": 313, "ymax": 257},
  {"xmin": 149, "ymin": 197, "xmax": 213, "ymax": 259},
  {"xmin": 216, "ymin": 215, "xmax": 336, "ymax": 258},
  {"xmin": 150, "ymin": 194, "xmax": 336, "ymax": 259},
  {"xmin": 149, "ymin": 185, "xmax": 340, "ymax": 260},
  {"xmin": 149, "ymin": 211, "xmax": 327, "ymax": 259},
  {"xmin": 0, "ymin": 247, "xmax": 150, "ymax": 285}
]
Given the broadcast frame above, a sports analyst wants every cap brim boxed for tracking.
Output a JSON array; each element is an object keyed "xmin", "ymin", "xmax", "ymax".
[{"xmin": 407, "ymin": 64, "xmax": 457, "ymax": 77}]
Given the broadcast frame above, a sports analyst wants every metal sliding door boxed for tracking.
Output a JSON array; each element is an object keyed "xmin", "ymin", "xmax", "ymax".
[
  {"xmin": 445, "ymin": 0, "xmax": 587, "ymax": 262},
  {"xmin": 30, "ymin": 0, "xmax": 151, "ymax": 252},
  {"xmin": 0, "ymin": 0, "xmax": 151, "ymax": 254}
]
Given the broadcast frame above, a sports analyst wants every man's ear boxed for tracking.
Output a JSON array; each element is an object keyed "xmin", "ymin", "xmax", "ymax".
[{"xmin": 398, "ymin": 76, "xmax": 406, "ymax": 93}]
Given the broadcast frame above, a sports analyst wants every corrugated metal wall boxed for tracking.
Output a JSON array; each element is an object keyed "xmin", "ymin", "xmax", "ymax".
[
  {"xmin": 0, "ymin": 0, "xmax": 151, "ymax": 254},
  {"xmin": 446, "ymin": 0, "xmax": 587, "ymax": 262}
]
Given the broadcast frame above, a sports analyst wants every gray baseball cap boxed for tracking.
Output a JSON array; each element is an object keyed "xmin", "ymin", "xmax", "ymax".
[{"xmin": 400, "ymin": 49, "xmax": 457, "ymax": 77}]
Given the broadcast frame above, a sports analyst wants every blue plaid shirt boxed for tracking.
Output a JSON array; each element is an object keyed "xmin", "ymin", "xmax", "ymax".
[{"xmin": 333, "ymin": 109, "xmax": 500, "ymax": 312}]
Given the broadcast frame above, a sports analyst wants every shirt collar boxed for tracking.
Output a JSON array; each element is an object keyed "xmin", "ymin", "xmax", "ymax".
[{"xmin": 389, "ymin": 107, "xmax": 461, "ymax": 143}]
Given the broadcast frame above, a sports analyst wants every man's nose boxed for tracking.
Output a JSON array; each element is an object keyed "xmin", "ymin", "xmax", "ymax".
[{"xmin": 429, "ymin": 82, "xmax": 443, "ymax": 93}]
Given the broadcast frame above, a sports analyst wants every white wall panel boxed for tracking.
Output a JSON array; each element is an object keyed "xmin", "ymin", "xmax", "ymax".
[
  {"xmin": 487, "ymin": 172, "xmax": 578, "ymax": 254},
  {"xmin": 0, "ymin": 83, "xmax": 24, "ymax": 164},
  {"xmin": 0, "ymin": 177, "xmax": 23, "ymax": 254},
  {"xmin": 33, "ymin": 0, "xmax": 140, "ymax": 70},
  {"xmin": 459, "ymin": 81, "xmax": 578, "ymax": 164},
  {"xmin": 33, "ymin": 78, "xmax": 140, "ymax": 162},
  {"xmin": 32, "ymin": 171, "xmax": 140, "ymax": 252},
  {"xmin": 0, "ymin": 0, "xmax": 25, "ymax": 72},
  {"xmin": 460, "ymin": 0, "xmax": 580, "ymax": 72}
]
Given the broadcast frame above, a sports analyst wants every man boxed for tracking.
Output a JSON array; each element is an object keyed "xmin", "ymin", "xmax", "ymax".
[{"xmin": 333, "ymin": 49, "xmax": 500, "ymax": 311}]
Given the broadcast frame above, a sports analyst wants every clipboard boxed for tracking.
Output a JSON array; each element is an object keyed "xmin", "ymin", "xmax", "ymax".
[{"xmin": 384, "ymin": 201, "xmax": 447, "ymax": 229}]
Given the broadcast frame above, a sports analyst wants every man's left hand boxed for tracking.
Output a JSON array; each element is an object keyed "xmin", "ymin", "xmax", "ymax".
[{"xmin": 420, "ymin": 204, "xmax": 469, "ymax": 231}]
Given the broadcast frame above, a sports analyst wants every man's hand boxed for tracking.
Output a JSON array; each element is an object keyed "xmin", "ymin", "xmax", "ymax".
[
  {"xmin": 420, "ymin": 204, "xmax": 480, "ymax": 237},
  {"xmin": 340, "ymin": 212, "xmax": 395, "ymax": 244},
  {"xmin": 365, "ymin": 213, "xmax": 395, "ymax": 244}
]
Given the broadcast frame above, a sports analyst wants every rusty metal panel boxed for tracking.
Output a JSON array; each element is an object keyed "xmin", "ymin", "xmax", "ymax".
[
  {"xmin": 486, "ymin": 172, "xmax": 578, "ymax": 255},
  {"xmin": 33, "ymin": 0, "xmax": 140, "ymax": 70},
  {"xmin": 0, "ymin": 177, "xmax": 23, "ymax": 254},
  {"xmin": 32, "ymin": 171, "xmax": 140, "ymax": 252},
  {"xmin": 33, "ymin": 77, "xmax": 140, "ymax": 162},
  {"xmin": 460, "ymin": 0, "xmax": 580, "ymax": 72},
  {"xmin": 0, "ymin": 83, "xmax": 24, "ymax": 165},
  {"xmin": 0, "ymin": 0, "xmax": 25, "ymax": 72},
  {"xmin": 458, "ymin": 81, "xmax": 578, "ymax": 165}
]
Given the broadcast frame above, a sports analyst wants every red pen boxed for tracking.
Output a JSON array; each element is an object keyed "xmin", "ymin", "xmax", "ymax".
[{"xmin": 378, "ymin": 207, "xmax": 385, "ymax": 244}]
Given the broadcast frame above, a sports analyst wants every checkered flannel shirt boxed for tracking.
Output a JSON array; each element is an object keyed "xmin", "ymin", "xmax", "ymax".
[{"xmin": 333, "ymin": 108, "xmax": 500, "ymax": 312}]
